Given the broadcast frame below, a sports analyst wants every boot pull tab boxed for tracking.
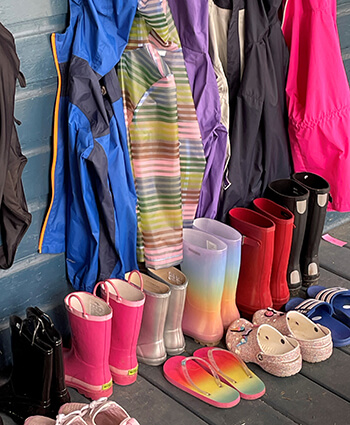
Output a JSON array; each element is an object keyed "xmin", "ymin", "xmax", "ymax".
[
  {"xmin": 39, "ymin": 309, "xmax": 54, "ymax": 329},
  {"xmin": 93, "ymin": 281, "xmax": 110, "ymax": 305},
  {"xmin": 31, "ymin": 318, "xmax": 45, "ymax": 345},
  {"xmin": 127, "ymin": 269, "xmax": 144, "ymax": 292},
  {"xmin": 67, "ymin": 294, "xmax": 88, "ymax": 318},
  {"xmin": 105, "ymin": 279, "xmax": 122, "ymax": 301},
  {"xmin": 242, "ymin": 235, "xmax": 261, "ymax": 247}
]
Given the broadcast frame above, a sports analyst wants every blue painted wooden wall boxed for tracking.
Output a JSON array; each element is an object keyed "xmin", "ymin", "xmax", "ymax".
[
  {"xmin": 0, "ymin": 1, "xmax": 71, "ymax": 366},
  {"xmin": 0, "ymin": 0, "xmax": 349, "ymax": 366}
]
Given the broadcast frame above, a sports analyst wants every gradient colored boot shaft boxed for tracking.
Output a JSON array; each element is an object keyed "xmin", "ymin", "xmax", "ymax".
[
  {"xmin": 97, "ymin": 275, "xmax": 145, "ymax": 385},
  {"xmin": 265, "ymin": 179, "xmax": 309, "ymax": 295},
  {"xmin": 229, "ymin": 208, "xmax": 275, "ymax": 318},
  {"xmin": 292, "ymin": 172, "xmax": 330, "ymax": 289},
  {"xmin": 252, "ymin": 199, "xmax": 294, "ymax": 310},
  {"xmin": 126, "ymin": 271, "xmax": 170, "ymax": 366},
  {"xmin": 193, "ymin": 218, "xmax": 241, "ymax": 328},
  {"xmin": 147, "ymin": 267, "xmax": 188, "ymax": 355},
  {"xmin": 0, "ymin": 316, "xmax": 53, "ymax": 422},
  {"xmin": 26, "ymin": 307, "xmax": 71, "ymax": 413},
  {"xmin": 181, "ymin": 228, "xmax": 227, "ymax": 345},
  {"xmin": 64, "ymin": 292, "xmax": 113, "ymax": 400}
]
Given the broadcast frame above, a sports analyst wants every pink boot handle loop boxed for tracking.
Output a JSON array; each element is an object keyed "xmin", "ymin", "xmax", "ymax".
[
  {"xmin": 127, "ymin": 270, "xmax": 144, "ymax": 292},
  {"xmin": 67, "ymin": 294, "xmax": 88, "ymax": 318},
  {"xmin": 105, "ymin": 279, "xmax": 122, "ymax": 301},
  {"xmin": 93, "ymin": 281, "xmax": 110, "ymax": 304}
]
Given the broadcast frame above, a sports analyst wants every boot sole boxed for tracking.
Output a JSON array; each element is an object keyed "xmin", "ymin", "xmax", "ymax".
[{"xmin": 65, "ymin": 376, "xmax": 113, "ymax": 400}]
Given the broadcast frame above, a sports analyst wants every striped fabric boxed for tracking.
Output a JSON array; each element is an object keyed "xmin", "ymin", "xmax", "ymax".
[
  {"xmin": 312, "ymin": 287, "xmax": 350, "ymax": 304},
  {"xmin": 118, "ymin": 0, "xmax": 205, "ymax": 268},
  {"xmin": 292, "ymin": 299, "xmax": 332, "ymax": 315}
]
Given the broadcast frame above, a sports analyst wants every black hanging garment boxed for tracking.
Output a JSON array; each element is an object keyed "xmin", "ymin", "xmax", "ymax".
[
  {"xmin": 0, "ymin": 23, "xmax": 31, "ymax": 269},
  {"xmin": 216, "ymin": 0, "xmax": 292, "ymax": 222}
]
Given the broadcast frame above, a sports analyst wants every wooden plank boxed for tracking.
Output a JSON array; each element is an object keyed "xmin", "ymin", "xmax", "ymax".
[
  {"xmin": 138, "ymin": 362, "xmax": 296, "ymax": 425},
  {"xmin": 319, "ymin": 238, "xmax": 350, "ymax": 281},
  {"xmin": 322, "ymin": 221, "xmax": 350, "ymax": 245},
  {"xmin": 1, "ymin": 0, "xmax": 67, "ymax": 26},
  {"xmin": 15, "ymin": 84, "xmax": 56, "ymax": 152},
  {"xmin": 319, "ymin": 266, "xmax": 350, "ymax": 288},
  {"xmin": 338, "ymin": 13, "xmax": 350, "ymax": 50},
  {"xmin": 183, "ymin": 335, "xmax": 350, "ymax": 425},
  {"xmin": 8, "ymin": 15, "xmax": 67, "ymax": 40},
  {"xmin": 139, "ymin": 337, "xmax": 297, "ymax": 425},
  {"xmin": 70, "ymin": 383, "xmax": 208, "ymax": 425},
  {"xmin": 252, "ymin": 363, "xmax": 350, "ymax": 425},
  {"xmin": 0, "ymin": 378, "xmax": 208, "ymax": 425},
  {"xmin": 22, "ymin": 149, "xmax": 50, "ymax": 201},
  {"xmin": 16, "ymin": 33, "xmax": 57, "ymax": 85},
  {"xmin": 0, "ymin": 254, "xmax": 69, "ymax": 329},
  {"xmin": 299, "ymin": 348, "xmax": 350, "ymax": 402}
]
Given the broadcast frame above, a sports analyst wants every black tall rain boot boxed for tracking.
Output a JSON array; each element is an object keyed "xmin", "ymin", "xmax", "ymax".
[
  {"xmin": 265, "ymin": 179, "xmax": 309, "ymax": 296},
  {"xmin": 0, "ymin": 315, "xmax": 53, "ymax": 423},
  {"xmin": 26, "ymin": 307, "xmax": 70, "ymax": 416},
  {"xmin": 292, "ymin": 172, "xmax": 330, "ymax": 291}
]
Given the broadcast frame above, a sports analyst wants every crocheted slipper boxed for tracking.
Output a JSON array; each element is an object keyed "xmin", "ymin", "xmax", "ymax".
[
  {"xmin": 163, "ymin": 356, "xmax": 240, "ymax": 408},
  {"xmin": 252, "ymin": 308, "xmax": 333, "ymax": 363},
  {"xmin": 193, "ymin": 347, "xmax": 265, "ymax": 399},
  {"xmin": 285, "ymin": 297, "xmax": 350, "ymax": 347},
  {"xmin": 226, "ymin": 319, "xmax": 302, "ymax": 377},
  {"xmin": 307, "ymin": 286, "xmax": 350, "ymax": 327}
]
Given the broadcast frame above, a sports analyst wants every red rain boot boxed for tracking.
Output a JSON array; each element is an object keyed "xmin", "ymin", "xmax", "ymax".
[
  {"xmin": 63, "ymin": 292, "xmax": 113, "ymax": 400},
  {"xmin": 253, "ymin": 198, "xmax": 294, "ymax": 310},
  {"xmin": 229, "ymin": 208, "xmax": 275, "ymax": 318},
  {"xmin": 95, "ymin": 272, "xmax": 145, "ymax": 386}
]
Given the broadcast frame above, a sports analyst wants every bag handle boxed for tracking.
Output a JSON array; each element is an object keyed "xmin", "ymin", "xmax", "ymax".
[{"xmin": 127, "ymin": 270, "xmax": 144, "ymax": 291}]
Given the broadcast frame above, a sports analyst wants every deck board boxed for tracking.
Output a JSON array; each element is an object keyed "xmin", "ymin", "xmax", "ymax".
[
  {"xmin": 1, "ymin": 222, "xmax": 350, "ymax": 425},
  {"xmin": 138, "ymin": 360, "xmax": 297, "ymax": 425}
]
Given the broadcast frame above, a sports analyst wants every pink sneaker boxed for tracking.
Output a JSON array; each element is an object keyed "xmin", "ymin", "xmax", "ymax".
[
  {"xmin": 226, "ymin": 318, "xmax": 302, "ymax": 377},
  {"xmin": 25, "ymin": 409, "xmax": 89, "ymax": 425},
  {"xmin": 252, "ymin": 308, "xmax": 333, "ymax": 363},
  {"xmin": 59, "ymin": 398, "xmax": 139, "ymax": 425}
]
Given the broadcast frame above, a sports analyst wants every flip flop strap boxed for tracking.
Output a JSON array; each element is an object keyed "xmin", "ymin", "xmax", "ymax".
[
  {"xmin": 207, "ymin": 348, "xmax": 253, "ymax": 382},
  {"xmin": 293, "ymin": 299, "xmax": 332, "ymax": 315},
  {"xmin": 181, "ymin": 357, "xmax": 223, "ymax": 396},
  {"xmin": 314, "ymin": 287, "xmax": 349, "ymax": 304}
]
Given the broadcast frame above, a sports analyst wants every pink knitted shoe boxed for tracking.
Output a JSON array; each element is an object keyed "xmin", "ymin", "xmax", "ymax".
[
  {"xmin": 252, "ymin": 308, "xmax": 333, "ymax": 363},
  {"xmin": 25, "ymin": 409, "xmax": 88, "ymax": 425},
  {"xmin": 59, "ymin": 397, "xmax": 139, "ymax": 425},
  {"xmin": 226, "ymin": 319, "xmax": 302, "ymax": 377}
]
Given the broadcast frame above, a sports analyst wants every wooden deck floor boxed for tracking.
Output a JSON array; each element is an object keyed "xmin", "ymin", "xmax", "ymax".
[{"xmin": 2, "ymin": 221, "xmax": 350, "ymax": 425}]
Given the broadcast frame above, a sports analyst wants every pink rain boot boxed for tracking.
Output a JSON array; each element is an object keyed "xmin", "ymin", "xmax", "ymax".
[
  {"xmin": 63, "ymin": 292, "xmax": 113, "ymax": 400},
  {"xmin": 95, "ymin": 273, "xmax": 145, "ymax": 386}
]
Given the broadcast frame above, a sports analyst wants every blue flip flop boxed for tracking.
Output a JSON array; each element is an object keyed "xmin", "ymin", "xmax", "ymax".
[
  {"xmin": 307, "ymin": 286, "xmax": 350, "ymax": 327},
  {"xmin": 285, "ymin": 297, "xmax": 350, "ymax": 347}
]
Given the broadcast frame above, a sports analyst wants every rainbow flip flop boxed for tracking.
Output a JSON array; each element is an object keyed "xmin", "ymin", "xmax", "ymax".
[
  {"xmin": 193, "ymin": 347, "xmax": 265, "ymax": 400},
  {"xmin": 163, "ymin": 356, "xmax": 241, "ymax": 408}
]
